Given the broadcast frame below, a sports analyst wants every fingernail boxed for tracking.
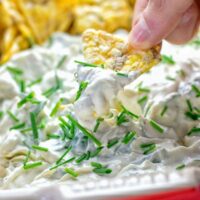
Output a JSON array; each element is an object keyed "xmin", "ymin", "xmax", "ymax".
[{"xmin": 129, "ymin": 16, "xmax": 151, "ymax": 46}]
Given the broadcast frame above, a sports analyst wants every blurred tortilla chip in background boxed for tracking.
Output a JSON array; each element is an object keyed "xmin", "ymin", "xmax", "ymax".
[{"xmin": 0, "ymin": 0, "xmax": 135, "ymax": 64}]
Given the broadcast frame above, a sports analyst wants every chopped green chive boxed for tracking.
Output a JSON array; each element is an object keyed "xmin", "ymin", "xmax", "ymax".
[
  {"xmin": 176, "ymin": 164, "xmax": 185, "ymax": 170},
  {"xmin": 56, "ymin": 146, "xmax": 72, "ymax": 164},
  {"xmin": 166, "ymin": 76, "xmax": 176, "ymax": 81},
  {"xmin": 23, "ymin": 161, "xmax": 43, "ymax": 170},
  {"xmin": 67, "ymin": 115, "xmax": 102, "ymax": 147},
  {"xmin": 187, "ymin": 127, "xmax": 200, "ymax": 136},
  {"xmin": 7, "ymin": 66, "xmax": 23, "ymax": 75},
  {"xmin": 144, "ymin": 103, "xmax": 153, "ymax": 117},
  {"xmin": 30, "ymin": 112, "xmax": 39, "ymax": 143},
  {"xmin": 17, "ymin": 92, "xmax": 39, "ymax": 108},
  {"xmin": 162, "ymin": 55, "xmax": 175, "ymax": 65},
  {"xmin": 56, "ymin": 55, "xmax": 67, "ymax": 69},
  {"xmin": 47, "ymin": 134, "xmax": 60, "ymax": 139},
  {"xmin": 160, "ymin": 105, "xmax": 168, "ymax": 117},
  {"xmin": 28, "ymin": 78, "xmax": 42, "ymax": 87},
  {"xmin": 149, "ymin": 120, "xmax": 164, "ymax": 133},
  {"xmin": 191, "ymin": 38, "xmax": 200, "ymax": 46},
  {"xmin": 186, "ymin": 99, "xmax": 193, "ymax": 112},
  {"xmin": 0, "ymin": 111, "xmax": 4, "ymax": 119},
  {"xmin": 93, "ymin": 167, "xmax": 112, "ymax": 175},
  {"xmin": 23, "ymin": 151, "xmax": 31, "ymax": 166},
  {"xmin": 122, "ymin": 105, "xmax": 139, "ymax": 119},
  {"xmin": 117, "ymin": 111, "xmax": 128, "ymax": 125},
  {"xmin": 138, "ymin": 87, "xmax": 150, "ymax": 93},
  {"xmin": 116, "ymin": 72, "xmax": 129, "ymax": 77},
  {"xmin": 91, "ymin": 162, "xmax": 103, "ymax": 168},
  {"xmin": 90, "ymin": 146, "xmax": 104, "ymax": 158},
  {"xmin": 10, "ymin": 122, "xmax": 25, "ymax": 130},
  {"xmin": 50, "ymin": 157, "xmax": 76, "ymax": 170},
  {"xmin": 64, "ymin": 167, "xmax": 79, "ymax": 178},
  {"xmin": 75, "ymin": 153, "xmax": 87, "ymax": 164},
  {"xmin": 191, "ymin": 85, "xmax": 200, "ymax": 97},
  {"xmin": 59, "ymin": 116, "xmax": 71, "ymax": 129},
  {"xmin": 60, "ymin": 123, "xmax": 73, "ymax": 140},
  {"xmin": 122, "ymin": 131, "xmax": 136, "ymax": 144},
  {"xmin": 19, "ymin": 80, "xmax": 26, "ymax": 93},
  {"xmin": 140, "ymin": 143, "xmax": 156, "ymax": 155},
  {"xmin": 75, "ymin": 81, "xmax": 88, "ymax": 101},
  {"xmin": 42, "ymin": 75, "xmax": 62, "ymax": 98},
  {"xmin": 185, "ymin": 111, "xmax": 200, "ymax": 120},
  {"xmin": 93, "ymin": 117, "xmax": 104, "ymax": 132},
  {"xmin": 107, "ymin": 138, "xmax": 119, "ymax": 148},
  {"xmin": 7, "ymin": 111, "xmax": 19, "ymax": 122},
  {"xmin": 50, "ymin": 99, "xmax": 63, "ymax": 117},
  {"xmin": 137, "ymin": 96, "xmax": 148, "ymax": 105},
  {"xmin": 32, "ymin": 145, "xmax": 48, "ymax": 152},
  {"xmin": 75, "ymin": 60, "xmax": 104, "ymax": 68}
]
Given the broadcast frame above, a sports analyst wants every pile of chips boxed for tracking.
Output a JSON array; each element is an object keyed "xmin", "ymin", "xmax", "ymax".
[{"xmin": 0, "ymin": 0, "xmax": 135, "ymax": 64}]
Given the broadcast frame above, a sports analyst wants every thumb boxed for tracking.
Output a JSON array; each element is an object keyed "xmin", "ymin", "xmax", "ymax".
[{"xmin": 129, "ymin": 0, "xmax": 194, "ymax": 49}]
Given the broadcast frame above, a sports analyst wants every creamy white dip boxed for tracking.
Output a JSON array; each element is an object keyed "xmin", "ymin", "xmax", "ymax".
[{"xmin": 0, "ymin": 32, "xmax": 200, "ymax": 189}]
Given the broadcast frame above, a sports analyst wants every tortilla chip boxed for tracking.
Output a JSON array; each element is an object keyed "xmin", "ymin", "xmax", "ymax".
[{"xmin": 82, "ymin": 29, "xmax": 161, "ymax": 73}]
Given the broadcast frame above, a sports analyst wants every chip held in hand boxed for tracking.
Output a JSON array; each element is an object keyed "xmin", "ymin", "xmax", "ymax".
[{"xmin": 82, "ymin": 29, "xmax": 161, "ymax": 73}]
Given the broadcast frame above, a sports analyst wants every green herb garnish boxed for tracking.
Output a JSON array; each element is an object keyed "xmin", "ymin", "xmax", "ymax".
[
  {"xmin": 30, "ymin": 112, "xmax": 39, "ymax": 143},
  {"xmin": 32, "ymin": 145, "xmax": 48, "ymax": 152},
  {"xmin": 91, "ymin": 162, "xmax": 103, "ymax": 168},
  {"xmin": 10, "ymin": 122, "xmax": 25, "ymax": 130},
  {"xmin": 149, "ymin": 120, "xmax": 164, "ymax": 133},
  {"xmin": 186, "ymin": 99, "xmax": 193, "ymax": 112},
  {"xmin": 75, "ymin": 81, "xmax": 88, "ymax": 101},
  {"xmin": 117, "ymin": 111, "xmax": 127, "ymax": 125},
  {"xmin": 107, "ymin": 138, "xmax": 119, "ymax": 148},
  {"xmin": 17, "ymin": 92, "xmax": 39, "ymax": 108},
  {"xmin": 19, "ymin": 80, "xmax": 26, "ymax": 93},
  {"xmin": 75, "ymin": 153, "xmax": 87, "ymax": 164},
  {"xmin": 187, "ymin": 127, "xmax": 200, "ymax": 136},
  {"xmin": 7, "ymin": 66, "xmax": 23, "ymax": 75},
  {"xmin": 75, "ymin": 60, "xmax": 103, "ymax": 68},
  {"xmin": 93, "ymin": 167, "xmax": 112, "ymax": 175},
  {"xmin": 93, "ymin": 117, "xmax": 104, "ymax": 132},
  {"xmin": 191, "ymin": 85, "xmax": 200, "ymax": 97},
  {"xmin": 137, "ymin": 95, "xmax": 148, "ymax": 105},
  {"xmin": 28, "ymin": 78, "xmax": 42, "ymax": 87},
  {"xmin": 56, "ymin": 55, "xmax": 67, "ymax": 69},
  {"xmin": 50, "ymin": 157, "xmax": 75, "ymax": 170},
  {"xmin": 0, "ymin": 111, "xmax": 3, "ymax": 119},
  {"xmin": 59, "ymin": 116, "xmax": 71, "ymax": 129},
  {"xmin": 185, "ymin": 111, "xmax": 200, "ymax": 120},
  {"xmin": 90, "ymin": 146, "xmax": 104, "ymax": 158},
  {"xmin": 122, "ymin": 105, "xmax": 139, "ymax": 119},
  {"xmin": 23, "ymin": 161, "xmax": 43, "ymax": 170},
  {"xmin": 56, "ymin": 146, "xmax": 72, "ymax": 164},
  {"xmin": 67, "ymin": 115, "xmax": 102, "ymax": 147},
  {"xmin": 162, "ymin": 55, "xmax": 175, "ymax": 65},
  {"xmin": 50, "ymin": 99, "xmax": 63, "ymax": 117},
  {"xmin": 140, "ymin": 143, "xmax": 156, "ymax": 155},
  {"xmin": 43, "ymin": 75, "xmax": 62, "ymax": 98},
  {"xmin": 122, "ymin": 131, "xmax": 136, "ymax": 144},
  {"xmin": 47, "ymin": 134, "xmax": 60, "ymax": 139},
  {"xmin": 166, "ymin": 76, "xmax": 176, "ymax": 81},
  {"xmin": 176, "ymin": 164, "xmax": 185, "ymax": 170},
  {"xmin": 138, "ymin": 87, "xmax": 150, "ymax": 93},
  {"xmin": 64, "ymin": 167, "xmax": 79, "ymax": 178},
  {"xmin": 160, "ymin": 105, "xmax": 168, "ymax": 117},
  {"xmin": 7, "ymin": 111, "xmax": 19, "ymax": 122},
  {"xmin": 23, "ymin": 150, "xmax": 31, "ymax": 166},
  {"xmin": 116, "ymin": 72, "xmax": 129, "ymax": 77},
  {"xmin": 59, "ymin": 123, "xmax": 73, "ymax": 140}
]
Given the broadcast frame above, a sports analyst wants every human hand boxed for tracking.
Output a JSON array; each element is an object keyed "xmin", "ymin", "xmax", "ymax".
[{"xmin": 129, "ymin": 0, "xmax": 200, "ymax": 49}]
